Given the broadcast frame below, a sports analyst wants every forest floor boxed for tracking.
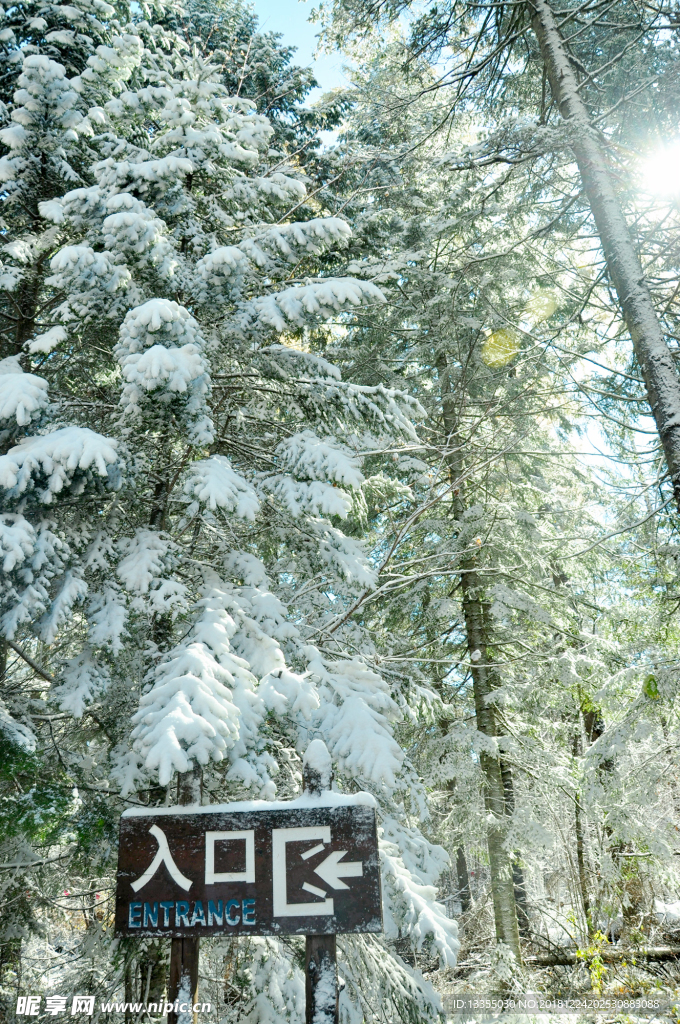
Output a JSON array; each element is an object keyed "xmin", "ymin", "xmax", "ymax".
[{"xmin": 426, "ymin": 912, "xmax": 680, "ymax": 1023}]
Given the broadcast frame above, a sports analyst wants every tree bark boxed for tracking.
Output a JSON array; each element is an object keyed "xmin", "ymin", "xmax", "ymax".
[
  {"xmin": 464, "ymin": 585, "xmax": 522, "ymax": 959},
  {"xmin": 456, "ymin": 847, "xmax": 472, "ymax": 914},
  {"xmin": 529, "ymin": 0, "xmax": 680, "ymax": 510},
  {"xmin": 572, "ymin": 731, "xmax": 593, "ymax": 937},
  {"xmin": 500, "ymin": 761, "xmax": 530, "ymax": 937},
  {"xmin": 438, "ymin": 354, "xmax": 522, "ymax": 961}
]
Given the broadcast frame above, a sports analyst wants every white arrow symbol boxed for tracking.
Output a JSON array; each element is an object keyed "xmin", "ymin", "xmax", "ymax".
[{"xmin": 314, "ymin": 850, "xmax": 363, "ymax": 890}]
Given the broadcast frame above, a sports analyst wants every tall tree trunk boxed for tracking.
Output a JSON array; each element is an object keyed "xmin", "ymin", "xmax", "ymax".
[
  {"xmin": 500, "ymin": 762, "xmax": 530, "ymax": 937},
  {"xmin": 576, "ymin": 700, "xmax": 644, "ymax": 937},
  {"xmin": 462, "ymin": 576, "xmax": 522, "ymax": 958},
  {"xmin": 529, "ymin": 0, "xmax": 680, "ymax": 510},
  {"xmin": 456, "ymin": 846, "xmax": 472, "ymax": 914},
  {"xmin": 438, "ymin": 354, "xmax": 522, "ymax": 961},
  {"xmin": 572, "ymin": 731, "xmax": 593, "ymax": 937}
]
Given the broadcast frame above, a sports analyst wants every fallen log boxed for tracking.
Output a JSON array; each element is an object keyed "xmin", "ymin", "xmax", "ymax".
[
  {"xmin": 524, "ymin": 946, "xmax": 680, "ymax": 967},
  {"xmin": 446, "ymin": 946, "xmax": 680, "ymax": 974}
]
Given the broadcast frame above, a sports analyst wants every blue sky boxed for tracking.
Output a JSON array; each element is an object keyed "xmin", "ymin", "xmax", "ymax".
[{"xmin": 250, "ymin": 0, "xmax": 349, "ymax": 97}]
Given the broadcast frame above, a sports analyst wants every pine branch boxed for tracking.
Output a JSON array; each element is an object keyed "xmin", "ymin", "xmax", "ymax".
[{"xmin": 6, "ymin": 641, "xmax": 55, "ymax": 684}]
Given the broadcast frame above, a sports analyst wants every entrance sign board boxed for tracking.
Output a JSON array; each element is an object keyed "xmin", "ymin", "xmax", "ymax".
[{"xmin": 115, "ymin": 796, "xmax": 382, "ymax": 938}]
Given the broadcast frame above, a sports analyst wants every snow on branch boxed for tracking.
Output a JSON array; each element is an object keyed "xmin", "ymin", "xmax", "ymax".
[
  {"xmin": 116, "ymin": 530, "xmax": 188, "ymax": 617},
  {"xmin": 264, "ymin": 477, "xmax": 356, "ymax": 519},
  {"xmin": 102, "ymin": 192, "xmax": 170, "ymax": 262},
  {"xmin": 305, "ymin": 648, "xmax": 404, "ymax": 793},
  {"xmin": 117, "ymin": 298, "xmax": 203, "ymax": 351},
  {"xmin": 0, "ymin": 700, "xmax": 36, "ymax": 752},
  {"xmin": 47, "ymin": 245, "xmax": 130, "ymax": 297},
  {"xmin": 0, "ymin": 427, "xmax": 118, "ymax": 503},
  {"xmin": 275, "ymin": 431, "xmax": 364, "ymax": 487},
  {"xmin": 115, "ymin": 299, "xmax": 213, "ymax": 443},
  {"xmin": 0, "ymin": 357, "xmax": 49, "ymax": 426},
  {"xmin": 192, "ymin": 583, "xmax": 267, "ymax": 744},
  {"xmin": 0, "ymin": 55, "xmax": 85, "ymax": 171},
  {"xmin": 80, "ymin": 32, "xmax": 143, "ymax": 88},
  {"xmin": 259, "ymin": 667, "xmax": 319, "ymax": 722},
  {"xmin": 380, "ymin": 827, "xmax": 459, "ymax": 967},
  {"xmin": 240, "ymin": 938, "xmax": 305, "ymax": 1024},
  {"xmin": 1, "ymin": 522, "xmax": 68, "ymax": 639},
  {"xmin": 39, "ymin": 185, "xmax": 107, "ymax": 228},
  {"xmin": 120, "ymin": 343, "xmax": 206, "ymax": 395},
  {"xmin": 130, "ymin": 640, "xmax": 245, "ymax": 786},
  {"xmin": 52, "ymin": 648, "xmax": 110, "ymax": 717},
  {"xmin": 310, "ymin": 520, "xmax": 377, "ymax": 588},
  {"xmin": 0, "ymin": 514, "xmax": 35, "ymax": 572},
  {"xmin": 27, "ymin": 326, "xmax": 67, "ymax": 355},
  {"xmin": 262, "ymin": 431, "xmax": 364, "ymax": 520},
  {"xmin": 38, "ymin": 570, "xmax": 87, "ymax": 644},
  {"xmin": 184, "ymin": 455, "xmax": 260, "ymax": 520},
  {"xmin": 94, "ymin": 153, "xmax": 194, "ymax": 192},
  {"xmin": 87, "ymin": 585, "xmax": 128, "ymax": 655},
  {"xmin": 130, "ymin": 583, "xmax": 265, "ymax": 789},
  {"xmin": 252, "ymin": 172, "xmax": 306, "ymax": 202},
  {"xmin": 238, "ymin": 278, "xmax": 386, "ymax": 333},
  {"xmin": 239, "ymin": 217, "xmax": 352, "ymax": 267},
  {"xmin": 489, "ymin": 583, "xmax": 552, "ymax": 626},
  {"xmin": 328, "ymin": 382, "xmax": 424, "ymax": 442},
  {"xmin": 193, "ymin": 246, "xmax": 250, "ymax": 304},
  {"xmin": 256, "ymin": 345, "xmax": 342, "ymax": 381},
  {"xmin": 116, "ymin": 530, "xmax": 174, "ymax": 595}
]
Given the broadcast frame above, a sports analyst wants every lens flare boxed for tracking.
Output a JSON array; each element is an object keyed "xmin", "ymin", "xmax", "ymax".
[
  {"xmin": 640, "ymin": 142, "xmax": 680, "ymax": 197},
  {"xmin": 481, "ymin": 328, "xmax": 520, "ymax": 367}
]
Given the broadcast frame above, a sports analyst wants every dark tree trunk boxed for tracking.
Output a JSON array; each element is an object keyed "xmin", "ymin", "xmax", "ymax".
[
  {"xmin": 438, "ymin": 353, "xmax": 522, "ymax": 961},
  {"xmin": 456, "ymin": 847, "xmax": 472, "ymax": 914},
  {"xmin": 500, "ymin": 761, "xmax": 530, "ymax": 936},
  {"xmin": 572, "ymin": 731, "xmax": 593, "ymax": 936}
]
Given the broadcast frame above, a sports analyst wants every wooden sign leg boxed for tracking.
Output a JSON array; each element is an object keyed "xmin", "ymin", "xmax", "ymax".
[
  {"xmin": 168, "ymin": 767, "xmax": 202, "ymax": 1024},
  {"xmin": 305, "ymin": 935, "xmax": 338, "ymax": 1024},
  {"xmin": 167, "ymin": 937, "xmax": 199, "ymax": 1024}
]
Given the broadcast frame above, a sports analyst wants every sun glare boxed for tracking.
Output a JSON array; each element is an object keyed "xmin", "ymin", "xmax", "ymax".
[{"xmin": 640, "ymin": 141, "xmax": 680, "ymax": 197}]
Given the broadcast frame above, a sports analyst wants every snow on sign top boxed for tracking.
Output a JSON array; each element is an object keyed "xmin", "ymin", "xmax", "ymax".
[
  {"xmin": 121, "ymin": 789, "xmax": 375, "ymax": 818},
  {"xmin": 115, "ymin": 798, "xmax": 382, "ymax": 937}
]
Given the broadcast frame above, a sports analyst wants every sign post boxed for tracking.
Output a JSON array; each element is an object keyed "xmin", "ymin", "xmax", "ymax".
[
  {"xmin": 115, "ymin": 743, "xmax": 381, "ymax": 1024},
  {"xmin": 302, "ymin": 742, "xmax": 339, "ymax": 1024},
  {"xmin": 168, "ymin": 766, "xmax": 202, "ymax": 1024},
  {"xmin": 305, "ymin": 935, "xmax": 338, "ymax": 1024}
]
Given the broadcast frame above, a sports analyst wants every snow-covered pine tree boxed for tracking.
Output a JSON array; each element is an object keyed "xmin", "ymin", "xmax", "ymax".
[{"xmin": 0, "ymin": 0, "xmax": 459, "ymax": 1018}]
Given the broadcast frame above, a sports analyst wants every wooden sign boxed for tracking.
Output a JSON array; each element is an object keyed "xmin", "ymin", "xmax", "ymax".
[{"xmin": 114, "ymin": 798, "xmax": 382, "ymax": 937}]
